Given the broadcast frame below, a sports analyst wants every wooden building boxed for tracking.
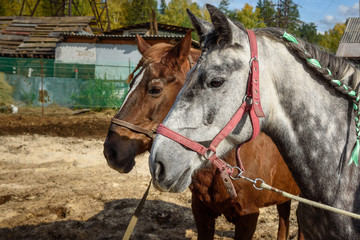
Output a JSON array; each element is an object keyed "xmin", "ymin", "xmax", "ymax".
[
  {"xmin": 56, "ymin": 33, "xmax": 198, "ymax": 80},
  {"xmin": 336, "ymin": 17, "xmax": 360, "ymax": 65},
  {"xmin": 0, "ymin": 16, "xmax": 96, "ymax": 58},
  {"xmin": 55, "ymin": 23, "xmax": 197, "ymax": 80}
]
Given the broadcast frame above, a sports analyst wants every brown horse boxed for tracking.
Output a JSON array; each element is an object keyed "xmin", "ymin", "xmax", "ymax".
[{"xmin": 103, "ymin": 31, "xmax": 302, "ymax": 240}]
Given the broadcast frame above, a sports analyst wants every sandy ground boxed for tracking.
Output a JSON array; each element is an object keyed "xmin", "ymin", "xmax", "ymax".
[{"xmin": 0, "ymin": 108, "xmax": 300, "ymax": 239}]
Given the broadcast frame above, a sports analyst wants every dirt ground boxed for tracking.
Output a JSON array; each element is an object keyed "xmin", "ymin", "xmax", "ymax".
[{"xmin": 0, "ymin": 107, "xmax": 300, "ymax": 239}]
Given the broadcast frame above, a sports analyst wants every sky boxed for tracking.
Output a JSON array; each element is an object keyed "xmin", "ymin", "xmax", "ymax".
[{"xmin": 192, "ymin": 0, "xmax": 360, "ymax": 32}]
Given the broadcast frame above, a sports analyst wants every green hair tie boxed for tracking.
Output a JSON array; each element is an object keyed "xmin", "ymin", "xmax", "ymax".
[
  {"xmin": 326, "ymin": 68, "xmax": 332, "ymax": 75},
  {"xmin": 307, "ymin": 58, "xmax": 322, "ymax": 68},
  {"xmin": 349, "ymin": 138, "xmax": 360, "ymax": 166},
  {"xmin": 332, "ymin": 80, "xmax": 341, "ymax": 86},
  {"xmin": 349, "ymin": 91, "xmax": 356, "ymax": 96},
  {"xmin": 282, "ymin": 32, "xmax": 298, "ymax": 44}
]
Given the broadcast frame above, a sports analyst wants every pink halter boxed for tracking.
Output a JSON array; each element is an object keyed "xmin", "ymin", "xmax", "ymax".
[{"xmin": 156, "ymin": 29, "xmax": 265, "ymax": 198}]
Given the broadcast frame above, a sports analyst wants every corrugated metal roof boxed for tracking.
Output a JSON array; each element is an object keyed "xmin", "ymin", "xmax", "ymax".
[
  {"xmin": 61, "ymin": 33, "xmax": 200, "ymax": 48},
  {"xmin": 61, "ymin": 33, "xmax": 185, "ymax": 39},
  {"xmin": 340, "ymin": 18, "xmax": 360, "ymax": 43},
  {"xmin": 106, "ymin": 22, "xmax": 190, "ymax": 34}
]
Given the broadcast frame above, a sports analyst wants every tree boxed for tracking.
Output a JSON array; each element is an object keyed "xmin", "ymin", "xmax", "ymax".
[
  {"xmin": 233, "ymin": 3, "xmax": 267, "ymax": 29},
  {"xmin": 108, "ymin": 0, "xmax": 132, "ymax": 28},
  {"xmin": 0, "ymin": 0, "xmax": 93, "ymax": 17},
  {"xmin": 158, "ymin": 0, "xmax": 202, "ymax": 28},
  {"xmin": 160, "ymin": 0, "xmax": 166, "ymax": 15},
  {"xmin": 277, "ymin": 0, "xmax": 300, "ymax": 32},
  {"xmin": 318, "ymin": 23, "xmax": 345, "ymax": 54},
  {"xmin": 295, "ymin": 22, "xmax": 320, "ymax": 44},
  {"xmin": 219, "ymin": 0, "xmax": 230, "ymax": 15},
  {"xmin": 126, "ymin": 0, "xmax": 158, "ymax": 25},
  {"xmin": 257, "ymin": 0, "xmax": 276, "ymax": 27}
]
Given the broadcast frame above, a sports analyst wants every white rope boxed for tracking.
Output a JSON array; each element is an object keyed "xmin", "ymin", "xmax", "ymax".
[{"xmin": 260, "ymin": 182, "xmax": 360, "ymax": 219}]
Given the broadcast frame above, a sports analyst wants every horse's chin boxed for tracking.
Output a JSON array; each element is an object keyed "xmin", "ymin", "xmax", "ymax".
[
  {"xmin": 153, "ymin": 167, "xmax": 193, "ymax": 193},
  {"xmin": 107, "ymin": 157, "xmax": 135, "ymax": 173}
]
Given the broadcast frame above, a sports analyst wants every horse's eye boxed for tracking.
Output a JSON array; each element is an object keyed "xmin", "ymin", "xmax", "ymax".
[
  {"xmin": 209, "ymin": 78, "xmax": 225, "ymax": 88},
  {"xmin": 148, "ymin": 86, "xmax": 163, "ymax": 97}
]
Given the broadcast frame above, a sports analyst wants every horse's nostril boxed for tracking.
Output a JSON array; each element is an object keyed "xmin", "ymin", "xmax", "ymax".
[
  {"xmin": 154, "ymin": 161, "xmax": 166, "ymax": 181},
  {"xmin": 107, "ymin": 147, "xmax": 116, "ymax": 160},
  {"xmin": 103, "ymin": 144, "xmax": 117, "ymax": 162}
]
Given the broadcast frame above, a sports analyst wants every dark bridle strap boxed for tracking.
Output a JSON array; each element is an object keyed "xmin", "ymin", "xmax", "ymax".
[{"xmin": 111, "ymin": 118, "xmax": 156, "ymax": 139}]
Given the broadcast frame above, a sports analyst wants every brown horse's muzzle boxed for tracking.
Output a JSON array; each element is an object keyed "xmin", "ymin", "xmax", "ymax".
[{"xmin": 103, "ymin": 130, "xmax": 139, "ymax": 173}]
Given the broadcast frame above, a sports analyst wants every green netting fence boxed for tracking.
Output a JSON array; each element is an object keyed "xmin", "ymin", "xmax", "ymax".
[{"xmin": 0, "ymin": 57, "xmax": 137, "ymax": 109}]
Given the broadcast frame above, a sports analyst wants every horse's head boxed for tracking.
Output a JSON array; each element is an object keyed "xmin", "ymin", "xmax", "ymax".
[
  {"xmin": 103, "ymin": 31, "xmax": 200, "ymax": 173},
  {"xmin": 149, "ymin": 5, "xmax": 270, "ymax": 192}
]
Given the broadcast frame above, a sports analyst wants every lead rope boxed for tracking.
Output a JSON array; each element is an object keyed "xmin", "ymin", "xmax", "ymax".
[
  {"xmin": 282, "ymin": 31, "xmax": 360, "ymax": 166},
  {"xmin": 233, "ymin": 172, "xmax": 360, "ymax": 219},
  {"xmin": 122, "ymin": 180, "xmax": 152, "ymax": 240}
]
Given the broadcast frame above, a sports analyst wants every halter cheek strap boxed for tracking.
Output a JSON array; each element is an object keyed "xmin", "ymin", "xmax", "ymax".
[
  {"xmin": 156, "ymin": 29, "xmax": 265, "ymax": 198},
  {"xmin": 111, "ymin": 118, "xmax": 157, "ymax": 139}
]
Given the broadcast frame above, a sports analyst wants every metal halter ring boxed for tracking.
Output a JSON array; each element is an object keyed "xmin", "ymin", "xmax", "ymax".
[
  {"xmin": 242, "ymin": 95, "xmax": 252, "ymax": 105},
  {"xmin": 230, "ymin": 166, "xmax": 244, "ymax": 180},
  {"xmin": 253, "ymin": 178, "xmax": 264, "ymax": 190},
  {"xmin": 204, "ymin": 149, "xmax": 216, "ymax": 160}
]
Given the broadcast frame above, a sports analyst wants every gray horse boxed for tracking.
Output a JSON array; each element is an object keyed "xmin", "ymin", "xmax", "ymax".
[{"xmin": 149, "ymin": 4, "xmax": 360, "ymax": 240}]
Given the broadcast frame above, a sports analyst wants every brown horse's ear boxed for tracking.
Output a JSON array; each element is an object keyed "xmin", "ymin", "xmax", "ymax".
[
  {"xmin": 167, "ymin": 30, "xmax": 192, "ymax": 65},
  {"xmin": 136, "ymin": 35, "xmax": 151, "ymax": 55}
]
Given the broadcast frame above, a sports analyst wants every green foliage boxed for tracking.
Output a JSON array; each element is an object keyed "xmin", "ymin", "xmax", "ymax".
[
  {"xmin": 160, "ymin": 0, "xmax": 166, "ymax": 15},
  {"xmin": 277, "ymin": 0, "xmax": 300, "ymax": 32},
  {"xmin": 295, "ymin": 22, "xmax": 320, "ymax": 44},
  {"xmin": 218, "ymin": 0, "xmax": 231, "ymax": 15},
  {"xmin": 126, "ymin": 0, "xmax": 158, "ymax": 25},
  {"xmin": 158, "ymin": 0, "xmax": 202, "ymax": 28},
  {"xmin": 318, "ymin": 23, "xmax": 346, "ymax": 54},
  {"xmin": 232, "ymin": 4, "xmax": 267, "ymax": 29},
  {"xmin": 0, "ymin": 0, "xmax": 93, "ymax": 17},
  {"xmin": 0, "ymin": 72, "xmax": 13, "ymax": 105},
  {"xmin": 71, "ymin": 78, "xmax": 125, "ymax": 109},
  {"xmin": 108, "ymin": 0, "xmax": 131, "ymax": 28},
  {"xmin": 22, "ymin": 91, "xmax": 37, "ymax": 106},
  {"xmin": 257, "ymin": 0, "xmax": 277, "ymax": 27}
]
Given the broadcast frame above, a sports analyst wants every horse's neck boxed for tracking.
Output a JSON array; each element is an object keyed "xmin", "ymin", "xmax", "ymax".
[{"xmin": 261, "ymin": 39, "xmax": 360, "ymax": 205}]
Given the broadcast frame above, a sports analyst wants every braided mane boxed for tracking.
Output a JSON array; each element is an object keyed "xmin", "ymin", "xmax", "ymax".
[
  {"xmin": 254, "ymin": 27, "xmax": 360, "ymax": 99},
  {"xmin": 254, "ymin": 27, "xmax": 360, "ymax": 165}
]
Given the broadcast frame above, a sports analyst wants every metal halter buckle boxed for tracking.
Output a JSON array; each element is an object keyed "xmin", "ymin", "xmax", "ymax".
[{"xmin": 249, "ymin": 56, "xmax": 258, "ymax": 73}]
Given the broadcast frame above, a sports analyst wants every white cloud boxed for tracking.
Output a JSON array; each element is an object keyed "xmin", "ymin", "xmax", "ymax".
[
  {"xmin": 320, "ymin": 15, "xmax": 341, "ymax": 25},
  {"xmin": 317, "ymin": 3, "xmax": 358, "ymax": 32},
  {"xmin": 318, "ymin": 14, "xmax": 344, "ymax": 32},
  {"xmin": 338, "ymin": 3, "xmax": 359, "ymax": 17}
]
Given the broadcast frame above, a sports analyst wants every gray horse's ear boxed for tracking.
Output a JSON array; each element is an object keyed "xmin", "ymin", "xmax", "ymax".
[
  {"xmin": 186, "ymin": 9, "xmax": 212, "ymax": 38},
  {"xmin": 206, "ymin": 4, "xmax": 245, "ymax": 46}
]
